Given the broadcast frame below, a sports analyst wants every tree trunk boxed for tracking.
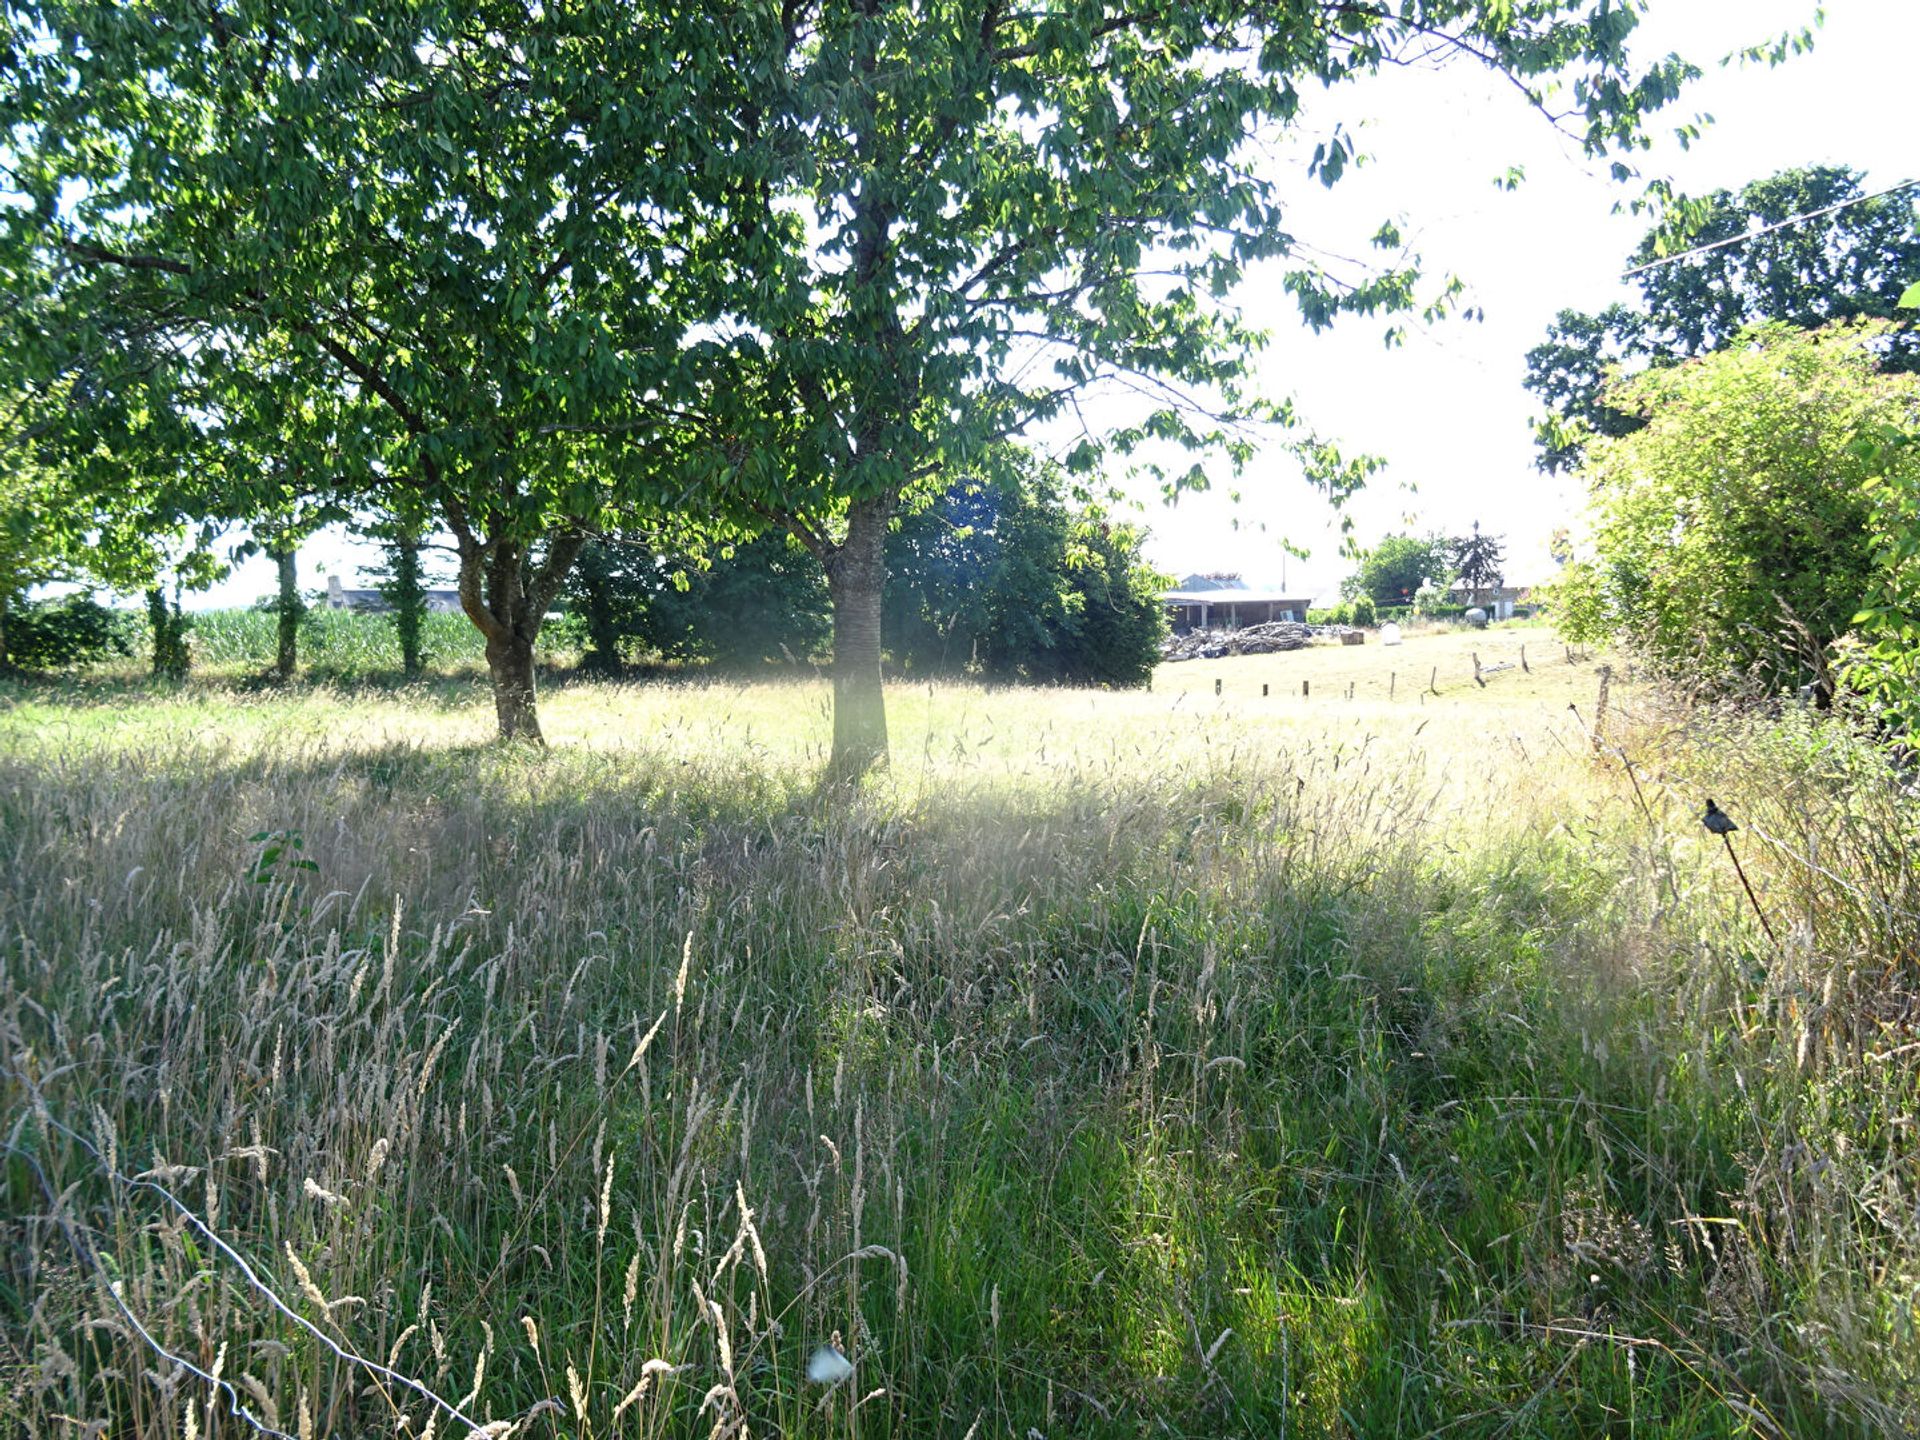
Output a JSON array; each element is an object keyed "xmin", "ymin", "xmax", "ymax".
[
  {"xmin": 444, "ymin": 507, "xmax": 588, "ymax": 744},
  {"xmin": 273, "ymin": 545, "xmax": 300, "ymax": 679},
  {"xmin": 486, "ymin": 629, "xmax": 543, "ymax": 742},
  {"xmin": 0, "ymin": 590, "xmax": 10, "ymax": 672},
  {"xmin": 147, "ymin": 588, "xmax": 188, "ymax": 679},
  {"xmin": 387, "ymin": 525, "xmax": 425, "ymax": 677},
  {"xmin": 147, "ymin": 588, "xmax": 166, "ymax": 674},
  {"xmin": 825, "ymin": 496, "xmax": 891, "ymax": 780}
]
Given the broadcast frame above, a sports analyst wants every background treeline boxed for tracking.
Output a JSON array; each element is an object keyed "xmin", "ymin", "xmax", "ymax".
[
  {"xmin": 570, "ymin": 467, "xmax": 1166, "ymax": 686},
  {"xmin": 5, "ymin": 465, "xmax": 1169, "ymax": 689}
]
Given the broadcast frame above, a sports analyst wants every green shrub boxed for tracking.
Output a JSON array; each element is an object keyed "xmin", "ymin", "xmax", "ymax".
[
  {"xmin": 1573, "ymin": 322, "xmax": 1900, "ymax": 698},
  {"xmin": 1046, "ymin": 518, "xmax": 1166, "ymax": 688},
  {"xmin": 572, "ymin": 455, "xmax": 1168, "ymax": 689},
  {"xmin": 6, "ymin": 594, "xmax": 139, "ymax": 670},
  {"xmin": 1349, "ymin": 594, "xmax": 1376, "ymax": 627}
]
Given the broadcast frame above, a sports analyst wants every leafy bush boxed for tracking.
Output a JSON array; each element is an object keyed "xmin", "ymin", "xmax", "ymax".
[
  {"xmin": 566, "ymin": 533, "xmax": 830, "ymax": 670},
  {"xmin": 5, "ymin": 594, "xmax": 138, "ymax": 670},
  {"xmin": 1847, "ymin": 421, "xmax": 1920, "ymax": 733},
  {"xmin": 887, "ymin": 464, "xmax": 1165, "ymax": 687},
  {"xmin": 1349, "ymin": 594, "xmax": 1376, "ymax": 627},
  {"xmin": 1566, "ymin": 322, "xmax": 1901, "ymax": 697},
  {"xmin": 1044, "ymin": 519, "xmax": 1166, "ymax": 688},
  {"xmin": 145, "ymin": 589, "xmax": 191, "ymax": 678}
]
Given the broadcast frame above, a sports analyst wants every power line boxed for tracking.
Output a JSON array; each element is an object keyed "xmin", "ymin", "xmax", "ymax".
[{"xmin": 1620, "ymin": 178, "xmax": 1920, "ymax": 280}]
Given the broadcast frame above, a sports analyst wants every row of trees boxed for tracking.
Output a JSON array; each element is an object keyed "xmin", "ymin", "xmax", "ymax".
[{"xmin": 1, "ymin": 0, "xmax": 1701, "ymax": 773}]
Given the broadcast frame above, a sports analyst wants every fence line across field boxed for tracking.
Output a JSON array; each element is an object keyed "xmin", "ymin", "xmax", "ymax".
[{"xmin": 1188, "ymin": 645, "xmax": 1568, "ymax": 700}]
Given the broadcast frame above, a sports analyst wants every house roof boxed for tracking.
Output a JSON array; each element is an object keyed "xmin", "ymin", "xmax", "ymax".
[
  {"xmin": 1160, "ymin": 588, "xmax": 1314, "ymax": 606},
  {"xmin": 327, "ymin": 585, "xmax": 461, "ymax": 603}
]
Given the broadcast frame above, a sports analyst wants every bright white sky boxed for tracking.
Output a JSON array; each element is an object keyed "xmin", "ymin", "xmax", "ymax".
[{"xmin": 199, "ymin": 0, "xmax": 1918, "ymax": 608}]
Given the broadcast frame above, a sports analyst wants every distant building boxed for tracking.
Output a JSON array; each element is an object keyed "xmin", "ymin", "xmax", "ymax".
[
  {"xmin": 325, "ymin": 575, "xmax": 463, "ymax": 613},
  {"xmin": 1446, "ymin": 582, "xmax": 1532, "ymax": 620},
  {"xmin": 1161, "ymin": 574, "xmax": 1314, "ymax": 633}
]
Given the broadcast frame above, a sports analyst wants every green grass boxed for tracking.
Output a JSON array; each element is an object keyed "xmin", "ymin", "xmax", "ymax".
[{"xmin": 2, "ymin": 629, "xmax": 1917, "ymax": 1437}]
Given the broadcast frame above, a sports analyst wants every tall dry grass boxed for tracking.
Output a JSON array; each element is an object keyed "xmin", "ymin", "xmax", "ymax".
[{"xmin": 1, "ymin": 675, "xmax": 1916, "ymax": 1437}]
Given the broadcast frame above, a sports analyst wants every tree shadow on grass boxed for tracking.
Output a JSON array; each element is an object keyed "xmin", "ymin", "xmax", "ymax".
[{"xmin": 0, "ymin": 711, "xmax": 1895, "ymax": 1437}]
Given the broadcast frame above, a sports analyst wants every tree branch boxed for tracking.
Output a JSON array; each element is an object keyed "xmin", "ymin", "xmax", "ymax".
[{"xmin": 60, "ymin": 240, "xmax": 193, "ymax": 276}]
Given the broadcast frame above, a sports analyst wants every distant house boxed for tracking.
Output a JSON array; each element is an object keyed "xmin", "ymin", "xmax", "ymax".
[
  {"xmin": 1446, "ymin": 582, "xmax": 1532, "ymax": 620},
  {"xmin": 1161, "ymin": 573, "xmax": 1313, "ymax": 633},
  {"xmin": 325, "ymin": 575, "xmax": 463, "ymax": 613}
]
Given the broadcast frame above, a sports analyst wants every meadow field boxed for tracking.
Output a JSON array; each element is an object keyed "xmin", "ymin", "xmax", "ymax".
[{"xmin": 4, "ymin": 623, "xmax": 1918, "ymax": 1437}]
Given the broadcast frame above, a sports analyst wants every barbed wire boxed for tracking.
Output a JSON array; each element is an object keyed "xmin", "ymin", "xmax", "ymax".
[
  {"xmin": 4, "ymin": 1070, "xmax": 501, "ymax": 1439},
  {"xmin": 3, "ymin": 1136, "xmax": 300, "ymax": 1440}
]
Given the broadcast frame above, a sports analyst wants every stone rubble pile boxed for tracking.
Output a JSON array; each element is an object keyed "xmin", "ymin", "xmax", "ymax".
[{"xmin": 1161, "ymin": 620, "xmax": 1355, "ymax": 661}]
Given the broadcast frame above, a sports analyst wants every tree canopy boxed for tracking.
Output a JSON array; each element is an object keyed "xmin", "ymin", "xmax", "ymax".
[
  {"xmin": 1, "ymin": 0, "xmax": 775, "ymax": 736},
  {"xmin": 1344, "ymin": 533, "xmax": 1450, "ymax": 607},
  {"xmin": 1448, "ymin": 523, "xmax": 1506, "ymax": 591},
  {"xmin": 4, "ymin": 0, "xmax": 1703, "ymax": 764},
  {"xmin": 654, "ymin": 0, "xmax": 1703, "ymax": 772}
]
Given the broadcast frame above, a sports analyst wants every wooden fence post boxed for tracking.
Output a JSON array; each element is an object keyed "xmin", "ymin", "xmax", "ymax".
[
  {"xmin": 1303, "ymin": 680, "xmax": 1310, "ymax": 698},
  {"xmin": 1390, "ymin": 671, "xmax": 1396, "ymax": 699},
  {"xmin": 1472, "ymin": 652, "xmax": 1485, "ymax": 688},
  {"xmin": 1520, "ymin": 644, "xmax": 1529, "ymax": 673},
  {"xmin": 1593, "ymin": 665, "xmax": 1612, "ymax": 753},
  {"xmin": 1262, "ymin": 682, "xmax": 1269, "ymax": 697},
  {"xmin": 1215, "ymin": 677, "xmax": 1222, "ymax": 697},
  {"xmin": 1429, "ymin": 666, "xmax": 1438, "ymax": 695}
]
